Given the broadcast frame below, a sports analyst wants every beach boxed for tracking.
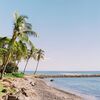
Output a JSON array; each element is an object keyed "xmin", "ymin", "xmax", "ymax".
[
  {"xmin": 30, "ymin": 78, "xmax": 83, "ymax": 100},
  {"xmin": 0, "ymin": 75, "xmax": 83, "ymax": 100}
]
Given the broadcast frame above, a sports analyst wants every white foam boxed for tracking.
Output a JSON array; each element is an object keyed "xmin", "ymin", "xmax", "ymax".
[{"xmin": 61, "ymin": 73, "xmax": 83, "ymax": 75}]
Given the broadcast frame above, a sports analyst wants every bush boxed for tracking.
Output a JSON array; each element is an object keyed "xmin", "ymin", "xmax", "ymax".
[{"xmin": 5, "ymin": 62, "xmax": 18, "ymax": 73}]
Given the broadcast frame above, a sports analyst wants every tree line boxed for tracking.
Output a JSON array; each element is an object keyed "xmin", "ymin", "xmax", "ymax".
[{"xmin": 0, "ymin": 12, "xmax": 44, "ymax": 79}]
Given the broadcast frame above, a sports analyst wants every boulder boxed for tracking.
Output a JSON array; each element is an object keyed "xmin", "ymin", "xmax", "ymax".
[{"xmin": 8, "ymin": 95, "xmax": 17, "ymax": 100}]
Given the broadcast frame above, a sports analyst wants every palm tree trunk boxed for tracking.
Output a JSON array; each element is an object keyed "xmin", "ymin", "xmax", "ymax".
[
  {"xmin": 34, "ymin": 61, "xmax": 39, "ymax": 75},
  {"xmin": 0, "ymin": 71, "xmax": 3, "ymax": 79},
  {"xmin": 0, "ymin": 64, "xmax": 4, "ymax": 79},
  {"xmin": 23, "ymin": 58, "xmax": 29, "ymax": 74},
  {"xmin": 0, "ymin": 56, "xmax": 6, "ymax": 79}
]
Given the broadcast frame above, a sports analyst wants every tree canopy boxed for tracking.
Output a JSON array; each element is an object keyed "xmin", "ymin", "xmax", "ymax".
[{"xmin": 0, "ymin": 12, "xmax": 44, "ymax": 78}]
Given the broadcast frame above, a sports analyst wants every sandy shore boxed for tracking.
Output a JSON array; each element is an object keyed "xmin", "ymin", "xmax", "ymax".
[
  {"xmin": 30, "ymin": 79, "xmax": 83, "ymax": 100},
  {"xmin": 1, "ymin": 76, "xmax": 83, "ymax": 100}
]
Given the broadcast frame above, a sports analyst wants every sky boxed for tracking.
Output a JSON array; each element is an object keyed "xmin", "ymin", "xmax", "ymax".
[{"xmin": 0, "ymin": 0, "xmax": 100, "ymax": 71}]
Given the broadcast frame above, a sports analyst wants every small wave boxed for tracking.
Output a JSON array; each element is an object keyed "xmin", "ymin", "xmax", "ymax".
[{"xmin": 61, "ymin": 73, "xmax": 83, "ymax": 75}]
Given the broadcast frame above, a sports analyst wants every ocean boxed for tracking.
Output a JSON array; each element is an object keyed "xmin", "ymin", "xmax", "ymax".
[{"xmin": 26, "ymin": 71, "xmax": 100, "ymax": 100}]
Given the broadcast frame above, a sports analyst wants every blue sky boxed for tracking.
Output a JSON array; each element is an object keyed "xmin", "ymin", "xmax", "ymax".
[{"xmin": 0, "ymin": 0, "xmax": 100, "ymax": 71}]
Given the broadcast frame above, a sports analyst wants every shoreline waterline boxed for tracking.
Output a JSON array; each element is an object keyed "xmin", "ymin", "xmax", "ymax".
[
  {"xmin": 0, "ymin": 75, "xmax": 82, "ymax": 100},
  {"xmin": 24, "ymin": 75, "xmax": 84, "ymax": 100},
  {"xmin": 44, "ymin": 78, "xmax": 97, "ymax": 100},
  {"xmin": 36, "ymin": 78, "xmax": 82, "ymax": 100},
  {"xmin": 26, "ymin": 71, "xmax": 100, "ymax": 100}
]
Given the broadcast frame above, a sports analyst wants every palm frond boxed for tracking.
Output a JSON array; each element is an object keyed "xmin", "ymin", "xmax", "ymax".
[{"xmin": 24, "ymin": 30, "xmax": 38, "ymax": 37}]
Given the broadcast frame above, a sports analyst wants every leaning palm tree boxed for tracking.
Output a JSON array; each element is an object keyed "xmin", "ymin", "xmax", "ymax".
[
  {"xmin": 12, "ymin": 40, "xmax": 28, "ymax": 72},
  {"xmin": 23, "ymin": 45, "xmax": 36, "ymax": 74},
  {"xmin": 1, "ymin": 12, "xmax": 37, "ymax": 79},
  {"xmin": 34, "ymin": 49, "xmax": 44, "ymax": 75}
]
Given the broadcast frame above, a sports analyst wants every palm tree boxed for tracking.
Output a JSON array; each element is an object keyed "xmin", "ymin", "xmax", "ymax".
[
  {"xmin": 0, "ymin": 37, "xmax": 27, "ymax": 73},
  {"xmin": 0, "ymin": 37, "xmax": 27, "ymax": 65},
  {"xmin": 1, "ymin": 12, "xmax": 37, "ymax": 79},
  {"xmin": 0, "ymin": 37, "xmax": 11, "ymax": 67},
  {"xmin": 23, "ymin": 45, "xmax": 36, "ymax": 74},
  {"xmin": 12, "ymin": 40, "xmax": 28, "ymax": 72},
  {"xmin": 34, "ymin": 49, "xmax": 44, "ymax": 75}
]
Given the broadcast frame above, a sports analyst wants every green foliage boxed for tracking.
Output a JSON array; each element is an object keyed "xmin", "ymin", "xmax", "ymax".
[
  {"xmin": 5, "ymin": 62, "xmax": 18, "ymax": 73},
  {"xmin": 4, "ymin": 72, "xmax": 24, "ymax": 78},
  {"xmin": 34, "ymin": 49, "xmax": 44, "ymax": 74},
  {"xmin": 4, "ymin": 73, "xmax": 15, "ymax": 78},
  {"xmin": 0, "ymin": 12, "xmax": 44, "ymax": 79},
  {"xmin": 12, "ymin": 72, "xmax": 24, "ymax": 78}
]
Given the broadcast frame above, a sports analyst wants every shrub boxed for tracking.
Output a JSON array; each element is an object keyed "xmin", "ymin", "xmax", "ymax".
[{"xmin": 5, "ymin": 62, "xmax": 18, "ymax": 73}]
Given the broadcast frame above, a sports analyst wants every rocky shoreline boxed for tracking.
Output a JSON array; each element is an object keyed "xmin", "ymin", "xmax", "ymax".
[{"xmin": 0, "ymin": 75, "xmax": 83, "ymax": 100}]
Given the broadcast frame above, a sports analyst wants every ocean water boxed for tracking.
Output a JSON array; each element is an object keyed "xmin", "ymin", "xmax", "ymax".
[{"xmin": 26, "ymin": 71, "xmax": 100, "ymax": 100}]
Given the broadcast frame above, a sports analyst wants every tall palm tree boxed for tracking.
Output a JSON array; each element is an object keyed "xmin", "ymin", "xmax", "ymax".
[
  {"xmin": 23, "ymin": 49, "xmax": 31, "ymax": 74},
  {"xmin": 1, "ymin": 12, "xmax": 37, "ymax": 79},
  {"xmin": 12, "ymin": 40, "xmax": 28, "ymax": 72},
  {"xmin": 34, "ymin": 49, "xmax": 44, "ymax": 75},
  {"xmin": 23, "ymin": 45, "xmax": 36, "ymax": 74}
]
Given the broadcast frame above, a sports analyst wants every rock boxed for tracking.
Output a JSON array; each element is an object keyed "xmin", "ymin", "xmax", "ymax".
[
  {"xmin": 21, "ymin": 88, "xmax": 28, "ymax": 97},
  {"xmin": 8, "ymin": 94, "xmax": 17, "ymax": 100},
  {"xmin": 50, "ymin": 79, "xmax": 54, "ymax": 82},
  {"xmin": 15, "ymin": 92, "xmax": 28, "ymax": 100},
  {"xmin": 2, "ymin": 79, "xmax": 12, "ymax": 84},
  {"xmin": 2, "ymin": 95, "xmax": 8, "ymax": 100},
  {"xmin": 30, "ymin": 82, "xmax": 36, "ymax": 86},
  {"xmin": 2, "ymin": 78, "xmax": 38, "ymax": 100},
  {"xmin": 2, "ymin": 93, "xmax": 18, "ymax": 100},
  {"xmin": 3, "ymin": 82, "xmax": 11, "ymax": 87},
  {"xmin": 17, "ymin": 96, "xmax": 25, "ymax": 100}
]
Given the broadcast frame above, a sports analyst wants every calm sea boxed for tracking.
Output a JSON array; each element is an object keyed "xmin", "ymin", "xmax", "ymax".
[{"xmin": 26, "ymin": 71, "xmax": 100, "ymax": 100}]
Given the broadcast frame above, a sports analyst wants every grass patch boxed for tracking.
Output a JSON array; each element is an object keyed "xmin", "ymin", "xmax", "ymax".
[
  {"xmin": 4, "ymin": 73, "xmax": 15, "ymax": 78},
  {"xmin": 12, "ymin": 72, "xmax": 24, "ymax": 78},
  {"xmin": 4, "ymin": 72, "xmax": 24, "ymax": 78}
]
